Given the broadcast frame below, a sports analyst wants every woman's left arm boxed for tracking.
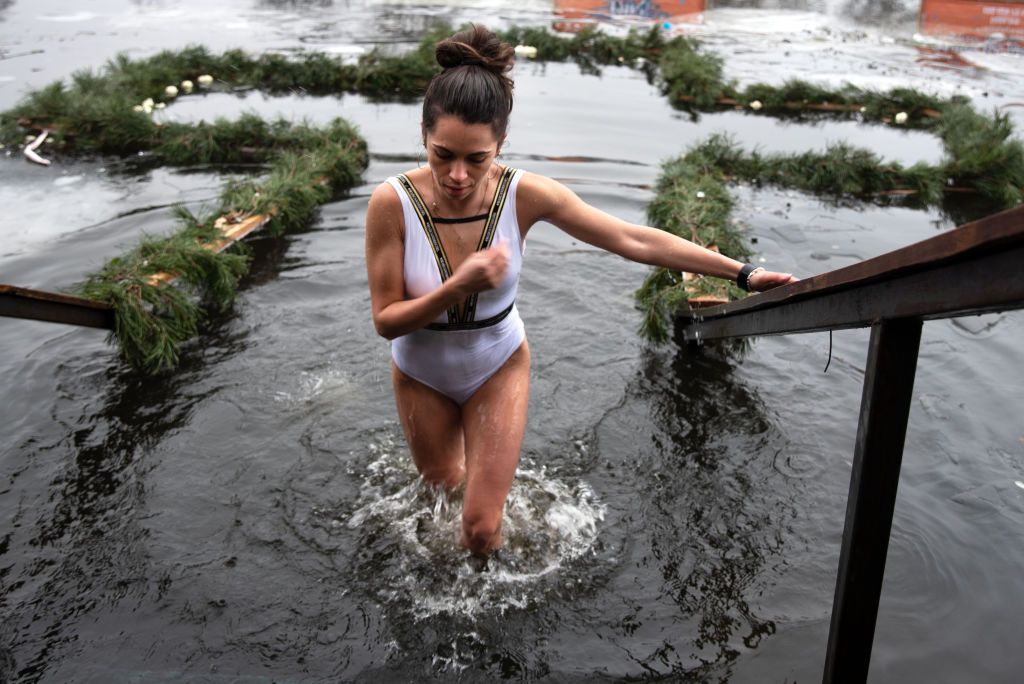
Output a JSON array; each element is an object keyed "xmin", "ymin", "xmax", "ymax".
[{"xmin": 517, "ymin": 173, "xmax": 796, "ymax": 292}]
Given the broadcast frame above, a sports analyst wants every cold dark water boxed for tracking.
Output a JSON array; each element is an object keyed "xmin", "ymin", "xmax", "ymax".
[{"xmin": 2, "ymin": 1, "xmax": 1023, "ymax": 682}]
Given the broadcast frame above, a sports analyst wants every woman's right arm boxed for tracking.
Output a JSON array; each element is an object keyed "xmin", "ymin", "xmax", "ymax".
[{"xmin": 365, "ymin": 183, "xmax": 510, "ymax": 340}]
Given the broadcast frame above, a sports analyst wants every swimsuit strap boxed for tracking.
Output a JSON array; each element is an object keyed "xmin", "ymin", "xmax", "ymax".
[
  {"xmin": 395, "ymin": 168, "xmax": 518, "ymax": 329},
  {"xmin": 464, "ymin": 166, "xmax": 517, "ymax": 324},
  {"xmin": 394, "ymin": 173, "xmax": 459, "ymax": 325}
]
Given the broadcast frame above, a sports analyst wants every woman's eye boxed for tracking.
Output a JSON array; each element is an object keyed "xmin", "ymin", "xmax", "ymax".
[{"xmin": 433, "ymin": 151, "xmax": 487, "ymax": 163}]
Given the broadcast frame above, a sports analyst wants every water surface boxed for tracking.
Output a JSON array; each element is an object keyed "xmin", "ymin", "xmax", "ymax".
[{"xmin": 2, "ymin": 1, "xmax": 1023, "ymax": 682}]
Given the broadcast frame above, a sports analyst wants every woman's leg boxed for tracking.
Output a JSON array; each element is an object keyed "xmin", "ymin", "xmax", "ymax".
[
  {"xmin": 391, "ymin": 340, "xmax": 531, "ymax": 554},
  {"xmin": 459, "ymin": 340, "xmax": 531, "ymax": 553},
  {"xmin": 392, "ymin": 362, "xmax": 466, "ymax": 489}
]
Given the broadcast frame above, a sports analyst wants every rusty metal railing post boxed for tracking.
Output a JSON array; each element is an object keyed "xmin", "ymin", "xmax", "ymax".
[
  {"xmin": 823, "ymin": 317, "xmax": 923, "ymax": 683},
  {"xmin": 1, "ymin": 283, "xmax": 114, "ymax": 330}
]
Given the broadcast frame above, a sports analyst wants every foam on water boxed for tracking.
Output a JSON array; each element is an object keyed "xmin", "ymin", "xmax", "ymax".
[
  {"xmin": 272, "ymin": 368, "xmax": 357, "ymax": 404},
  {"xmin": 347, "ymin": 446, "xmax": 606, "ymax": 620}
]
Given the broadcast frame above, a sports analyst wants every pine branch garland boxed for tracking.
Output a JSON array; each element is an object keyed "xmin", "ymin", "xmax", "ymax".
[
  {"xmin": 67, "ymin": 118, "xmax": 367, "ymax": 373},
  {"xmin": 71, "ymin": 209, "xmax": 251, "ymax": 373}
]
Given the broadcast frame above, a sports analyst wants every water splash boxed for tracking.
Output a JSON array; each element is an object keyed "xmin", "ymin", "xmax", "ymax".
[
  {"xmin": 346, "ymin": 447, "xmax": 606, "ymax": 620},
  {"xmin": 272, "ymin": 367, "xmax": 355, "ymax": 404}
]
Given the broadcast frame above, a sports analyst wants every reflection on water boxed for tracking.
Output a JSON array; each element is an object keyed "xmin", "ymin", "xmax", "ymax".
[
  {"xmin": 623, "ymin": 341, "xmax": 793, "ymax": 676},
  {"xmin": 1, "ymin": 212, "xmax": 799, "ymax": 682},
  {"xmin": 3, "ymin": 353, "xmax": 224, "ymax": 680}
]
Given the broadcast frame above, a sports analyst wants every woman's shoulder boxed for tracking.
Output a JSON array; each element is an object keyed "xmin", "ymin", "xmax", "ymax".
[
  {"xmin": 373, "ymin": 165, "xmax": 423, "ymax": 198},
  {"xmin": 369, "ymin": 179, "xmax": 400, "ymax": 207},
  {"xmin": 513, "ymin": 170, "xmax": 580, "ymax": 228},
  {"xmin": 367, "ymin": 177, "xmax": 407, "ymax": 231}
]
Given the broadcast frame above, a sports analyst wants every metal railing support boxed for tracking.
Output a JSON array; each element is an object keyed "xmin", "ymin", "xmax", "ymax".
[
  {"xmin": 823, "ymin": 318, "xmax": 922, "ymax": 683},
  {"xmin": 0, "ymin": 283, "xmax": 114, "ymax": 330},
  {"xmin": 672, "ymin": 207, "xmax": 1024, "ymax": 681}
]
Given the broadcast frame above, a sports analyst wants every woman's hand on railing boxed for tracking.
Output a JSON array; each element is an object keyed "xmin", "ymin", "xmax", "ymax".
[{"xmin": 750, "ymin": 269, "xmax": 798, "ymax": 292}]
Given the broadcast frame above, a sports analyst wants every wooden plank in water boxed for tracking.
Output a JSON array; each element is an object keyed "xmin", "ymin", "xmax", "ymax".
[
  {"xmin": 686, "ymin": 295, "xmax": 730, "ymax": 309},
  {"xmin": 0, "ymin": 213, "xmax": 269, "ymax": 329},
  {"xmin": 0, "ymin": 283, "xmax": 114, "ymax": 329},
  {"xmin": 145, "ymin": 212, "xmax": 271, "ymax": 288}
]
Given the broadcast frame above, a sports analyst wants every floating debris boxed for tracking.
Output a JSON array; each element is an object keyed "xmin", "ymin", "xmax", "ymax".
[{"xmin": 22, "ymin": 129, "xmax": 50, "ymax": 166}]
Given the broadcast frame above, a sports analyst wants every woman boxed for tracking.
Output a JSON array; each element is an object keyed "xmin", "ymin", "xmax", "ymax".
[{"xmin": 365, "ymin": 25, "xmax": 796, "ymax": 555}]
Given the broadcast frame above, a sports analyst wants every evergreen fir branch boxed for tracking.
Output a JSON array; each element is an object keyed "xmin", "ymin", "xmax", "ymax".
[
  {"xmin": 635, "ymin": 267, "xmax": 684, "ymax": 344},
  {"xmin": 497, "ymin": 24, "xmax": 678, "ymax": 77},
  {"xmin": 638, "ymin": 137, "xmax": 750, "ymax": 342},
  {"xmin": 637, "ymin": 130, "xmax": 957, "ymax": 343},
  {"xmin": 657, "ymin": 39, "xmax": 730, "ymax": 108},
  {"xmin": 71, "ymin": 219, "xmax": 251, "ymax": 373},
  {"xmin": 938, "ymin": 104, "xmax": 1024, "ymax": 205}
]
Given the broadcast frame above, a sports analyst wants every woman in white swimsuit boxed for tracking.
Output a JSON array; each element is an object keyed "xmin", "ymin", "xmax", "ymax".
[{"xmin": 365, "ymin": 25, "xmax": 797, "ymax": 555}]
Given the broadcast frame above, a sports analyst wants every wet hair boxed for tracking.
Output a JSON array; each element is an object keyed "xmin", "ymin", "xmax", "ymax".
[{"xmin": 422, "ymin": 25, "xmax": 515, "ymax": 142}]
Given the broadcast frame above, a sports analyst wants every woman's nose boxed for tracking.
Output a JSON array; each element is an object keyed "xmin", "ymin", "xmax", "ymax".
[{"xmin": 449, "ymin": 159, "xmax": 468, "ymax": 182}]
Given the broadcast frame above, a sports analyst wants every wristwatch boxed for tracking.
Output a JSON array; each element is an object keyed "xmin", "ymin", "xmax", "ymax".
[{"xmin": 737, "ymin": 263, "xmax": 765, "ymax": 292}]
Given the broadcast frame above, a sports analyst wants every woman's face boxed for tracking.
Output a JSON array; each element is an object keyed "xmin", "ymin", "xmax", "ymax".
[{"xmin": 423, "ymin": 115, "xmax": 504, "ymax": 205}]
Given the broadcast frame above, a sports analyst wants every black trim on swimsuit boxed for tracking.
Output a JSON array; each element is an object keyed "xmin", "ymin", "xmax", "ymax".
[
  {"xmin": 431, "ymin": 213, "xmax": 489, "ymax": 224},
  {"xmin": 425, "ymin": 301, "xmax": 515, "ymax": 331}
]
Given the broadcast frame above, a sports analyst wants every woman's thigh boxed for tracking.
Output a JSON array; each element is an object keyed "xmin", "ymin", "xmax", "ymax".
[
  {"xmin": 460, "ymin": 340, "xmax": 531, "ymax": 527},
  {"xmin": 391, "ymin": 361, "xmax": 466, "ymax": 488}
]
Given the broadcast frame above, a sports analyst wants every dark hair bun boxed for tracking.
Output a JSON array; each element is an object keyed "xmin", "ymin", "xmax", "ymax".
[
  {"xmin": 435, "ymin": 24, "xmax": 514, "ymax": 75},
  {"xmin": 422, "ymin": 25, "xmax": 517, "ymax": 140}
]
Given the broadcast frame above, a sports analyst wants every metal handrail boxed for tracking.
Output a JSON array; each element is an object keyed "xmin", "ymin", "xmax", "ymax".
[
  {"xmin": 676, "ymin": 203, "xmax": 1024, "ymax": 683},
  {"xmin": 677, "ymin": 204, "xmax": 1024, "ymax": 341}
]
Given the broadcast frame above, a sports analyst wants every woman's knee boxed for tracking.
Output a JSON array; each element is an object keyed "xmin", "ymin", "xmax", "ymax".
[{"xmin": 461, "ymin": 511, "xmax": 502, "ymax": 553}]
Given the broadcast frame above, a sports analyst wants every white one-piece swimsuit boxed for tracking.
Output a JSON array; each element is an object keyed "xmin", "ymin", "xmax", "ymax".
[{"xmin": 386, "ymin": 167, "xmax": 525, "ymax": 405}]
